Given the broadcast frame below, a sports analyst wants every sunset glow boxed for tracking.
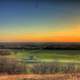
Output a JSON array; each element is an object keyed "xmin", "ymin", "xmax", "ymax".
[{"xmin": 0, "ymin": 0, "xmax": 80, "ymax": 42}]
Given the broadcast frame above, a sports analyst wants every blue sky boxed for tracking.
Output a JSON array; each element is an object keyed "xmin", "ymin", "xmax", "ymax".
[{"xmin": 0, "ymin": 0, "xmax": 80, "ymax": 42}]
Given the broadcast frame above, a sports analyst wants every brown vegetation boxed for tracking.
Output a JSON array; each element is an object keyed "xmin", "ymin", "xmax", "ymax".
[
  {"xmin": 0, "ymin": 56, "xmax": 26, "ymax": 74},
  {"xmin": 0, "ymin": 49, "xmax": 11, "ymax": 55},
  {"xmin": 31, "ymin": 62, "xmax": 80, "ymax": 74}
]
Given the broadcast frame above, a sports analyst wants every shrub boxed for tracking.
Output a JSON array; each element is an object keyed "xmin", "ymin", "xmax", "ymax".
[
  {"xmin": 0, "ymin": 49, "xmax": 11, "ymax": 55},
  {"xmin": 31, "ymin": 62, "xmax": 60, "ymax": 74},
  {"xmin": 0, "ymin": 56, "xmax": 26, "ymax": 74}
]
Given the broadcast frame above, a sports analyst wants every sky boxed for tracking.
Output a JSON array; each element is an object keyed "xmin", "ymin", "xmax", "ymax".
[{"xmin": 0, "ymin": 0, "xmax": 80, "ymax": 42}]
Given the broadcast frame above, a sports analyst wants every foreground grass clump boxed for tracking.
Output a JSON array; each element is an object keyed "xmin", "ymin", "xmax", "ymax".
[
  {"xmin": 0, "ymin": 56, "xmax": 26, "ymax": 74},
  {"xmin": 31, "ymin": 62, "xmax": 80, "ymax": 74}
]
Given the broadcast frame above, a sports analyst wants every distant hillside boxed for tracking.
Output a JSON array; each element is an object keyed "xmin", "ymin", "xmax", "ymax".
[{"xmin": 0, "ymin": 42, "xmax": 80, "ymax": 50}]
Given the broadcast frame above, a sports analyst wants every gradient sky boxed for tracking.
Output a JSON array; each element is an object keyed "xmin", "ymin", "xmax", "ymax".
[{"xmin": 0, "ymin": 0, "xmax": 80, "ymax": 42}]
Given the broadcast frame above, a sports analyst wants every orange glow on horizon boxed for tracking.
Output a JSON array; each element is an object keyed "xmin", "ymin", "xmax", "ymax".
[
  {"xmin": 0, "ymin": 28, "xmax": 80, "ymax": 42},
  {"xmin": 0, "ymin": 35, "xmax": 80, "ymax": 42}
]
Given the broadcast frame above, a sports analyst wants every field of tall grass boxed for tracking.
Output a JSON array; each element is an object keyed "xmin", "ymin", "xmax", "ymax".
[{"xmin": 0, "ymin": 49, "xmax": 80, "ymax": 80}]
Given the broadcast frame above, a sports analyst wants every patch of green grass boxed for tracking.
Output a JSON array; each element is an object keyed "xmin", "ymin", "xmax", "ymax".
[{"xmin": 9, "ymin": 50, "xmax": 80, "ymax": 61}]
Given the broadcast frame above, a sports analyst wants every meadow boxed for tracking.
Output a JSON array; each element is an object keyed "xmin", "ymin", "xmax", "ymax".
[
  {"xmin": 0, "ymin": 49, "xmax": 80, "ymax": 80},
  {"xmin": 6, "ymin": 49, "xmax": 80, "ymax": 74},
  {"xmin": 10, "ymin": 50, "xmax": 80, "ymax": 61}
]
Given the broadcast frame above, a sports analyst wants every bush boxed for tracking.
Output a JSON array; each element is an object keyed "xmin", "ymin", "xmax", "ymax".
[
  {"xmin": 31, "ymin": 62, "xmax": 60, "ymax": 74},
  {"xmin": 0, "ymin": 56, "xmax": 26, "ymax": 74},
  {"xmin": 0, "ymin": 49, "xmax": 11, "ymax": 55}
]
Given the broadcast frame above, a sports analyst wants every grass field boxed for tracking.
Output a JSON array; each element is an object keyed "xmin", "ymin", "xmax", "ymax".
[
  {"xmin": 1, "ymin": 49, "xmax": 80, "ymax": 74},
  {"xmin": 9, "ymin": 50, "xmax": 80, "ymax": 61}
]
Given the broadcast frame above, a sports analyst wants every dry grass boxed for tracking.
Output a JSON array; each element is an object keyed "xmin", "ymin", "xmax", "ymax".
[{"xmin": 0, "ymin": 73, "xmax": 80, "ymax": 80}]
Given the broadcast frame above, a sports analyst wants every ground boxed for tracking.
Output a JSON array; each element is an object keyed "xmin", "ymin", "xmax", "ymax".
[{"xmin": 0, "ymin": 74, "xmax": 80, "ymax": 80}]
